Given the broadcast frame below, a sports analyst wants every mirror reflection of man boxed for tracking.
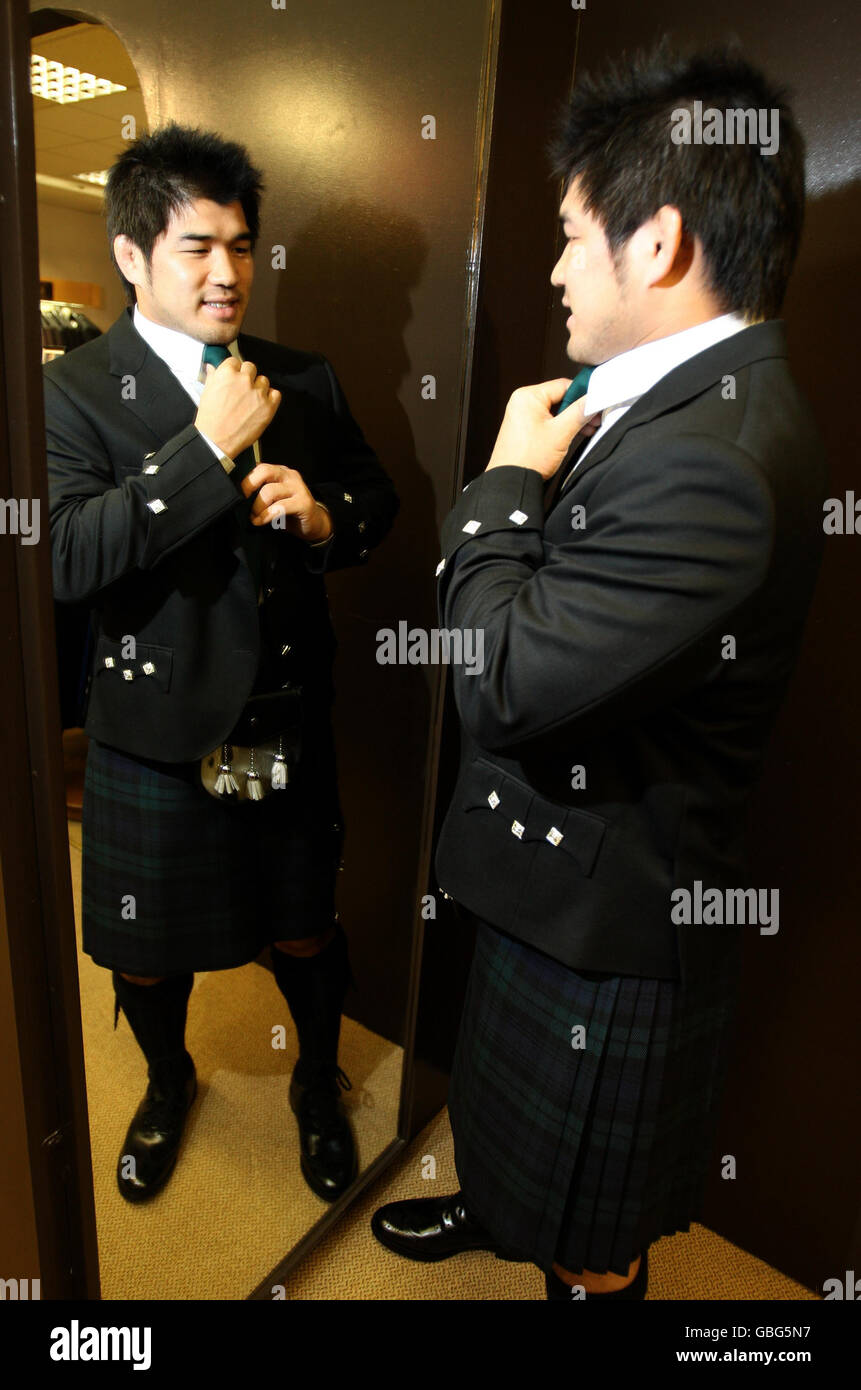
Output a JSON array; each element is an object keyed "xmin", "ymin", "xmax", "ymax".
[
  {"xmin": 46, "ymin": 125, "xmax": 398, "ymax": 1204},
  {"xmin": 372, "ymin": 43, "xmax": 826, "ymax": 1298}
]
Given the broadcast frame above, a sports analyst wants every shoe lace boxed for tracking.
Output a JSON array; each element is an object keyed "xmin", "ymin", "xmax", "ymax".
[
  {"xmin": 140, "ymin": 1084, "xmax": 191, "ymax": 1134},
  {"xmin": 140, "ymin": 1055, "xmax": 194, "ymax": 1130},
  {"xmin": 301, "ymin": 1065, "xmax": 352, "ymax": 1128}
]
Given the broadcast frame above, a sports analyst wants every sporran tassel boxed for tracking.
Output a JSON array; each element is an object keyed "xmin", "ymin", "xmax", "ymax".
[
  {"xmin": 271, "ymin": 735, "xmax": 289, "ymax": 790},
  {"xmin": 246, "ymin": 746, "xmax": 264, "ymax": 801},
  {"xmin": 214, "ymin": 744, "xmax": 240, "ymax": 799}
]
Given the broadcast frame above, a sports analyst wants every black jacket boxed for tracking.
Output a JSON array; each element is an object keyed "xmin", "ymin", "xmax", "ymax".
[
  {"xmin": 46, "ymin": 309, "xmax": 398, "ymax": 762},
  {"xmin": 434, "ymin": 320, "xmax": 827, "ymax": 982}
]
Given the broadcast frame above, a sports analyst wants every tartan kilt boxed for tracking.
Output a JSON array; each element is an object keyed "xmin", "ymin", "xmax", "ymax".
[
  {"xmin": 447, "ymin": 914, "xmax": 742, "ymax": 1275},
  {"xmin": 81, "ymin": 730, "xmax": 343, "ymax": 976}
]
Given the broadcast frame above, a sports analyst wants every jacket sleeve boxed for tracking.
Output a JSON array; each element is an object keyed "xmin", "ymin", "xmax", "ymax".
[
  {"xmin": 303, "ymin": 358, "xmax": 399, "ymax": 573},
  {"xmin": 437, "ymin": 435, "xmax": 774, "ymax": 750},
  {"xmin": 46, "ymin": 374, "xmax": 246, "ymax": 604}
]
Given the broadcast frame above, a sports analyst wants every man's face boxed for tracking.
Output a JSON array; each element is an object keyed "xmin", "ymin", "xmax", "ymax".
[
  {"xmin": 550, "ymin": 178, "xmax": 639, "ymax": 367},
  {"xmin": 120, "ymin": 197, "xmax": 254, "ymax": 344}
]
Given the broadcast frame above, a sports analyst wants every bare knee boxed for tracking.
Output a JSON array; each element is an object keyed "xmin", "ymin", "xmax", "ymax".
[{"xmin": 273, "ymin": 927, "xmax": 336, "ymax": 958}]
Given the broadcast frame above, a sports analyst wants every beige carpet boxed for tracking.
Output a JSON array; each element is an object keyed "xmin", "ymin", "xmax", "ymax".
[
  {"xmin": 68, "ymin": 820, "xmax": 817, "ymax": 1302},
  {"xmin": 280, "ymin": 1106, "xmax": 817, "ymax": 1300}
]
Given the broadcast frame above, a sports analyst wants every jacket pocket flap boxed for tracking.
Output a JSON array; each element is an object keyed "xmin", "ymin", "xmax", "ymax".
[
  {"xmin": 94, "ymin": 637, "xmax": 173, "ymax": 692},
  {"xmin": 461, "ymin": 757, "xmax": 533, "ymax": 824},
  {"xmin": 521, "ymin": 797, "xmax": 606, "ymax": 876},
  {"xmin": 460, "ymin": 757, "xmax": 607, "ymax": 877}
]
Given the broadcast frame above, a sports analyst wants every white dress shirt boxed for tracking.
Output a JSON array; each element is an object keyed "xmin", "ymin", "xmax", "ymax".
[
  {"xmin": 570, "ymin": 311, "xmax": 752, "ymax": 475},
  {"xmin": 133, "ymin": 305, "xmax": 258, "ymax": 472}
]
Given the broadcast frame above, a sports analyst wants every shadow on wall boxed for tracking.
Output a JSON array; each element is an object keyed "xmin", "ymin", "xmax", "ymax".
[{"xmin": 275, "ymin": 202, "xmax": 439, "ymax": 1041}]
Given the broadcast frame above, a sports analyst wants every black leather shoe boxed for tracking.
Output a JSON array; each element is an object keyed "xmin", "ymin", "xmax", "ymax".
[
  {"xmin": 289, "ymin": 1063, "xmax": 358, "ymax": 1202},
  {"xmin": 116, "ymin": 1056, "xmax": 197, "ymax": 1204},
  {"xmin": 371, "ymin": 1192, "xmax": 514, "ymax": 1262}
]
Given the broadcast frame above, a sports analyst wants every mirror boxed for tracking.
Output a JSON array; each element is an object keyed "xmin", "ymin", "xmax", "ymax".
[{"xmin": 33, "ymin": 11, "xmax": 422, "ymax": 1299}]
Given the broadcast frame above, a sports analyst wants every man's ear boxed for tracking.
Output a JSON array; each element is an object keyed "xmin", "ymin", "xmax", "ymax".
[
  {"xmin": 645, "ymin": 206, "xmax": 689, "ymax": 288},
  {"xmin": 113, "ymin": 234, "xmax": 146, "ymax": 288}
]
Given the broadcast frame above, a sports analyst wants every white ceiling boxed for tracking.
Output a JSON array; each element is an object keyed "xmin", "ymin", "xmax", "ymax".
[{"xmin": 32, "ymin": 22, "xmax": 147, "ymax": 213}]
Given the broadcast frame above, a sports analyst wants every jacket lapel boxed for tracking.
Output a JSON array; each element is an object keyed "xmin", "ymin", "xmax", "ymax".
[
  {"xmin": 108, "ymin": 308, "xmax": 203, "ymax": 446},
  {"xmin": 237, "ymin": 336, "xmax": 313, "ymax": 475},
  {"xmin": 556, "ymin": 319, "xmax": 788, "ymax": 501},
  {"xmin": 107, "ymin": 310, "xmax": 255, "ymax": 570},
  {"xmin": 107, "ymin": 311, "xmax": 314, "ymax": 467}
]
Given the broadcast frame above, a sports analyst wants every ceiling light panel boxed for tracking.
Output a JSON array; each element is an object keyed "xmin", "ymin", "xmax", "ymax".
[
  {"xmin": 71, "ymin": 170, "xmax": 110, "ymax": 186},
  {"xmin": 31, "ymin": 54, "xmax": 127, "ymax": 105}
]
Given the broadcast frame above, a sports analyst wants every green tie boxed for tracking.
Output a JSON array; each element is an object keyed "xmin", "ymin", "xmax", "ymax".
[
  {"xmin": 554, "ymin": 364, "xmax": 594, "ymax": 415},
  {"xmin": 201, "ymin": 343, "xmax": 263, "ymax": 593},
  {"xmin": 545, "ymin": 365, "xmax": 596, "ymax": 514}
]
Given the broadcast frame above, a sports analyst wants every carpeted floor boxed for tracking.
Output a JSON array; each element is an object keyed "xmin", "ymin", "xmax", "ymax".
[
  {"xmin": 279, "ymin": 1107, "xmax": 818, "ymax": 1300},
  {"xmin": 68, "ymin": 820, "xmax": 817, "ymax": 1302}
]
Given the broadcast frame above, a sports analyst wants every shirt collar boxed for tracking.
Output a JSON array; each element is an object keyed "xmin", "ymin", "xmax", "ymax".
[
  {"xmin": 582, "ymin": 312, "xmax": 751, "ymax": 418},
  {"xmin": 132, "ymin": 305, "xmax": 241, "ymax": 383}
]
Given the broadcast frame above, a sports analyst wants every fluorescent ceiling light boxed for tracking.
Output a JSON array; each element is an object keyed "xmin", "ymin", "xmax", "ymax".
[
  {"xmin": 72, "ymin": 170, "xmax": 110, "ymax": 186},
  {"xmin": 31, "ymin": 54, "xmax": 127, "ymax": 104},
  {"xmin": 36, "ymin": 173, "xmax": 104, "ymax": 201}
]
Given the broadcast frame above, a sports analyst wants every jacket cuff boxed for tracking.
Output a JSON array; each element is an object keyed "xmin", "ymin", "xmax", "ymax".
[
  {"xmin": 309, "ymin": 481, "xmax": 375, "ymax": 571},
  {"xmin": 138, "ymin": 423, "xmax": 242, "ymax": 565},
  {"xmin": 304, "ymin": 504, "xmax": 336, "ymax": 572},
  {"xmin": 438, "ymin": 467, "xmax": 546, "ymax": 573}
]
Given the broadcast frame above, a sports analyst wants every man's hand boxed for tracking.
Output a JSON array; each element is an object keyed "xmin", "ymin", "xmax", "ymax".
[
  {"xmin": 195, "ymin": 358, "xmax": 282, "ymax": 460},
  {"xmin": 485, "ymin": 378, "xmax": 600, "ymax": 480},
  {"xmin": 240, "ymin": 463, "xmax": 333, "ymax": 543}
]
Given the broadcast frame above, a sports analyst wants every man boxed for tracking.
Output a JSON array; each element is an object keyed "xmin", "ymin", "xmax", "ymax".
[
  {"xmin": 372, "ymin": 43, "xmax": 826, "ymax": 1298},
  {"xmin": 46, "ymin": 124, "xmax": 398, "ymax": 1204}
]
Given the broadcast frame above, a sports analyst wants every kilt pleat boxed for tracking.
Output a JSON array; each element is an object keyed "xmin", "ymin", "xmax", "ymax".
[
  {"xmin": 555, "ymin": 974, "xmax": 669, "ymax": 1274},
  {"xmin": 448, "ymin": 916, "xmax": 740, "ymax": 1275},
  {"xmin": 81, "ymin": 739, "xmax": 342, "ymax": 975},
  {"xmin": 631, "ymin": 948, "xmax": 741, "ymax": 1242}
]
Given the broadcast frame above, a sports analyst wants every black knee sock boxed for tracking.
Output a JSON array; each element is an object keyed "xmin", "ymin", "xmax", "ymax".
[
  {"xmin": 269, "ymin": 926, "xmax": 352, "ymax": 1081},
  {"xmin": 112, "ymin": 971, "xmax": 194, "ymax": 1086}
]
